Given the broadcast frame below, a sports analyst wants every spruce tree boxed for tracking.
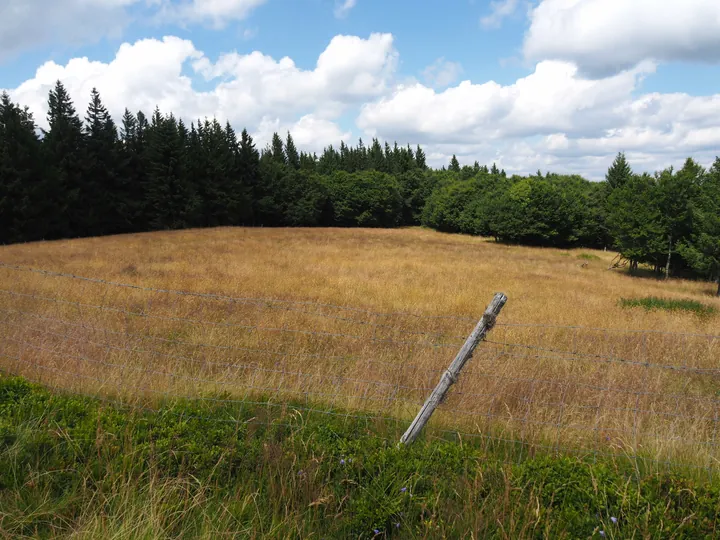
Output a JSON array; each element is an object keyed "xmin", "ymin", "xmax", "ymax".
[
  {"xmin": 606, "ymin": 152, "xmax": 632, "ymax": 190},
  {"xmin": 0, "ymin": 92, "xmax": 44, "ymax": 243},
  {"xmin": 285, "ymin": 132, "xmax": 300, "ymax": 169},
  {"xmin": 144, "ymin": 109, "xmax": 197, "ymax": 230},
  {"xmin": 84, "ymin": 88, "xmax": 122, "ymax": 236},
  {"xmin": 415, "ymin": 145, "xmax": 426, "ymax": 169},
  {"xmin": 449, "ymin": 154, "xmax": 460, "ymax": 172},
  {"xmin": 238, "ymin": 128, "xmax": 260, "ymax": 224},
  {"xmin": 271, "ymin": 132, "xmax": 286, "ymax": 165},
  {"xmin": 370, "ymin": 138, "xmax": 385, "ymax": 171},
  {"xmin": 43, "ymin": 80, "xmax": 86, "ymax": 239}
]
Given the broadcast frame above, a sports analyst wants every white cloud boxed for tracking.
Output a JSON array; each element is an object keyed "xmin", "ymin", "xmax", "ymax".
[
  {"xmin": 157, "ymin": 0, "xmax": 268, "ymax": 28},
  {"xmin": 480, "ymin": 0, "xmax": 520, "ymax": 29},
  {"xmin": 356, "ymin": 59, "xmax": 720, "ymax": 179},
  {"xmin": 0, "ymin": 0, "xmax": 138, "ymax": 61},
  {"xmin": 4, "ymin": 33, "xmax": 394, "ymax": 154},
  {"xmin": 4, "ymin": 29, "xmax": 720, "ymax": 180},
  {"xmin": 524, "ymin": 0, "xmax": 720, "ymax": 76},
  {"xmin": 0, "ymin": 0, "xmax": 270, "ymax": 60},
  {"xmin": 254, "ymin": 115, "xmax": 352, "ymax": 153},
  {"xmin": 421, "ymin": 58, "xmax": 463, "ymax": 88},
  {"xmin": 334, "ymin": 0, "xmax": 357, "ymax": 19}
]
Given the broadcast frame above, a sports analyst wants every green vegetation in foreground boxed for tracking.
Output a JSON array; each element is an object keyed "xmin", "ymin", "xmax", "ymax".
[
  {"xmin": 619, "ymin": 296, "xmax": 717, "ymax": 317},
  {"xmin": 2, "ymin": 376, "xmax": 720, "ymax": 538},
  {"xmin": 577, "ymin": 253, "xmax": 601, "ymax": 261}
]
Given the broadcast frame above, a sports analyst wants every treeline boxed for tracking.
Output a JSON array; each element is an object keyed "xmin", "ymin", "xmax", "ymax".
[{"xmin": 1, "ymin": 81, "xmax": 718, "ymax": 292}]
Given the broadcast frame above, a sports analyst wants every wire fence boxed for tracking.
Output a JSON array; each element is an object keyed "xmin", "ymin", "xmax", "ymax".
[{"xmin": 1, "ymin": 261, "xmax": 719, "ymax": 477}]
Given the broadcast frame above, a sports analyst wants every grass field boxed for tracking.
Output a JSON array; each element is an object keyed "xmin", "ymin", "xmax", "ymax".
[{"xmin": 1, "ymin": 226, "xmax": 719, "ymax": 471}]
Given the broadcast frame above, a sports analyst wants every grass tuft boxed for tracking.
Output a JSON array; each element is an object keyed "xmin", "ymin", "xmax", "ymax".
[
  {"xmin": 619, "ymin": 296, "xmax": 717, "ymax": 317},
  {"xmin": 577, "ymin": 253, "xmax": 601, "ymax": 261}
]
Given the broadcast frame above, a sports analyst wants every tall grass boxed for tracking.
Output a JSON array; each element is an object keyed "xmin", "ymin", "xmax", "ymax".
[
  {"xmin": 0, "ymin": 227, "xmax": 719, "ymax": 472},
  {"xmin": 2, "ymin": 375, "xmax": 720, "ymax": 538}
]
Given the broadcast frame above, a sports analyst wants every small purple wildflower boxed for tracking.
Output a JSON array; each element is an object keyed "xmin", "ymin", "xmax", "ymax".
[
  {"xmin": 599, "ymin": 531, "xmax": 605, "ymax": 537},
  {"xmin": 395, "ymin": 522, "xmax": 400, "ymax": 529},
  {"xmin": 400, "ymin": 487, "xmax": 407, "ymax": 493},
  {"xmin": 298, "ymin": 470, "xmax": 304, "ymax": 476},
  {"xmin": 610, "ymin": 516, "xmax": 618, "ymax": 524},
  {"xmin": 340, "ymin": 459, "xmax": 346, "ymax": 465},
  {"xmin": 373, "ymin": 529, "xmax": 380, "ymax": 535}
]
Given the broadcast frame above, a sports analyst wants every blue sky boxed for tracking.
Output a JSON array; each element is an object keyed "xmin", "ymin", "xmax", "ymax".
[{"xmin": 2, "ymin": 0, "xmax": 720, "ymax": 179}]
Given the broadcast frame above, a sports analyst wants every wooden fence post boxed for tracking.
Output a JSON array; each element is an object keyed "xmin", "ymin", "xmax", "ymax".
[{"xmin": 400, "ymin": 293, "xmax": 507, "ymax": 445}]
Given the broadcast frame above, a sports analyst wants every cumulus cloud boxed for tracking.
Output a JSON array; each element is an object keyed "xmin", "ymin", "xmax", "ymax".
[
  {"xmin": 4, "ymin": 29, "xmax": 720, "ymax": 180},
  {"xmin": 356, "ymin": 59, "xmax": 720, "ymax": 179},
  {"xmin": 524, "ymin": 0, "xmax": 720, "ymax": 77},
  {"xmin": 421, "ymin": 58, "xmax": 463, "ymax": 88},
  {"xmin": 4, "ymin": 33, "xmax": 395, "ymax": 154},
  {"xmin": 254, "ymin": 115, "xmax": 352, "ymax": 153},
  {"xmin": 334, "ymin": 0, "xmax": 357, "ymax": 19}
]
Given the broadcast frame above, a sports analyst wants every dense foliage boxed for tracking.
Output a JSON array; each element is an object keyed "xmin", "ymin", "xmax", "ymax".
[
  {"xmin": 2, "ymin": 375, "xmax": 720, "ymax": 538},
  {"xmin": 1, "ymin": 83, "xmax": 719, "ymax": 292}
]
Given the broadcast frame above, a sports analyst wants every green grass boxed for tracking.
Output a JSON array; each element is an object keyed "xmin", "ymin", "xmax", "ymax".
[
  {"xmin": 577, "ymin": 253, "xmax": 601, "ymax": 261},
  {"xmin": 2, "ymin": 376, "xmax": 720, "ymax": 538},
  {"xmin": 619, "ymin": 296, "xmax": 717, "ymax": 317}
]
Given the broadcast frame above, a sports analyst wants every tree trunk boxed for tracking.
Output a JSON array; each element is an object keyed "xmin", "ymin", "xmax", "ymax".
[{"xmin": 665, "ymin": 234, "xmax": 672, "ymax": 280}]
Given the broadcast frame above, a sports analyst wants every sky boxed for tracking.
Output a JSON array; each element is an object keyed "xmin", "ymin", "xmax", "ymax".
[{"xmin": 1, "ymin": 0, "xmax": 719, "ymax": 180}]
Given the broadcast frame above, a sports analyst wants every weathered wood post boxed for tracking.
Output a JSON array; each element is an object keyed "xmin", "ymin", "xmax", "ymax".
[{"xmin": 400, "ymin": 293, "xmax": 507, "ymax": 445}]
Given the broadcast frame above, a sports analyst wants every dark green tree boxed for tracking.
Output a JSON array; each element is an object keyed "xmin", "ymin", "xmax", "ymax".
[
  {"xmin": 678, "ymin": 157, "xmax": 720, "ymax": 295},
  {"xmin": 449, "ymin": 154, "xmax": 460, "ymax": 172},
  {"xmin": 271, "ymin": 132, "xmax": 286, "ymax": 166},
  {"xmin": 0, "ymin": 92, "xmax": 44, "ymax": 243},
  {"xmin": 606, "ymin": 152, "xmax": 632, "ymax": 190},
  {"xmin": 285, "ymin": 132, "xmax": 300, "ymax": 170},
  {"xmin": 83, "ymin": 88, "xmax": 123, "ymax": 236},
  {"xmin": 42, "ymin": 80, "xmax": 86, "ymax": 239},
  {"xmin": 144, "ymin": 109, "xmax": 198, "ymax": 230}
]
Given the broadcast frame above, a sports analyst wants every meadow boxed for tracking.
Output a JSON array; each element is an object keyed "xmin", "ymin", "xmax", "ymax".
[{"xmin": 1, "ymin": 226, "xmax": 719, "ymax": 471}]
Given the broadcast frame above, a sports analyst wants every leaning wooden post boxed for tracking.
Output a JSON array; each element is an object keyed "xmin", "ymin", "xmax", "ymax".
[{"xmin": 400, "ymin": 293, "xmax": 507, "ymax": 445}]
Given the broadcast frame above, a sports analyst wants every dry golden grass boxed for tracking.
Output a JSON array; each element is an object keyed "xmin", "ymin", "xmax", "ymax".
[{"xmin": 1, "ymin": 226, "xmax": 719, "ymax": 469}]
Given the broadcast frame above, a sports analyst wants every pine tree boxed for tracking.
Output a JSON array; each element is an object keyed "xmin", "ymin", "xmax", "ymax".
[
  {"xmin": 415, "ymin": 145, "xmax": 426, "ymax": 169},
  {"xmin": 449, "ymin": 154, "xmax": 460, "ymax": 172},
  {"xmin": 271, "ymin": 132, "xmax": 286, "ymax": 165},
  {"xmin": 370, "ymin": 138, "xmax": 385, "ymax": 171},
  {"xmin": 490, "ymin": 163, "xmax": 499, "ymax": 175},
  {"xmin": 84, "ymin": 88, "xmax": 123, "ymax": 236},
  {"xmin": 285, "ymin": 132, "xmax": 300, "ymax": 169},
  {"xmin": 0, "ymin": 92, "xmax": 44, "ymax": 243},
  {"xmin": 144, "ymin": 109, "xmax": 197, "ymax": 230},
  {"xmin": 606, "ymin": 152, "xmax": 632, "ymax": 190},
  {"xmin": 238, "ymin": 128, "xmax": 260, "ymax": 224},
  {"xmin": 43, "ymin": 80, "xmax": 86, "ymax": 239}
]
